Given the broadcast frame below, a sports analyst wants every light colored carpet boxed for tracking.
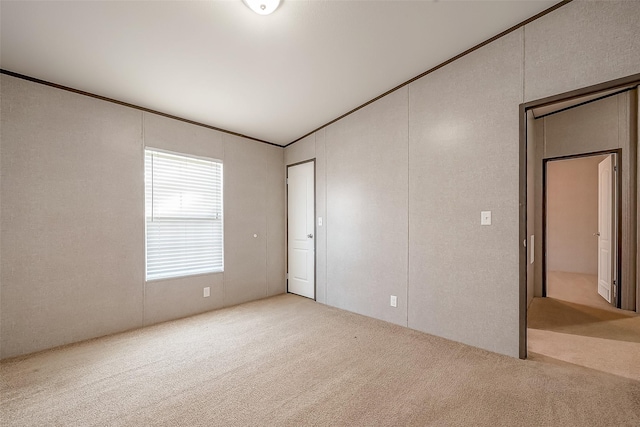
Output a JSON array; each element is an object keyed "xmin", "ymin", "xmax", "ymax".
[
  {"xmin": 2, "ymin": 294, "xmax": 639, "ymax": 426},
  {"xmin": 547, "ymin": 271, "xmax": 616, "ymax": 311},
  {"xmin": 528, "ymin": 271, "xmax": 640, "ymax": 381}
]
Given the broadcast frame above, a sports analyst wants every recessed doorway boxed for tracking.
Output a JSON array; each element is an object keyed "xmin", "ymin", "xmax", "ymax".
[{"xmin": 519, "ymin": 74, "xmax": 640, "ymax": 362}]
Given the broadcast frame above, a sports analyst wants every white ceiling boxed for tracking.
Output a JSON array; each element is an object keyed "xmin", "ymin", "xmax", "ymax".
[{"xmin": 0, "ymin": 0, "xmax": 558, "ymax": 146}]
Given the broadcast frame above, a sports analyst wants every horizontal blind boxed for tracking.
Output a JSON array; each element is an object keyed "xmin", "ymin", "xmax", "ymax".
[{"xmin": 145, "ymin": 149, "xmax": 223, "ymax": 280}]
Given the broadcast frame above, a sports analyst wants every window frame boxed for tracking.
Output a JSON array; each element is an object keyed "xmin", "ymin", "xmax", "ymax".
[{"xmin": 144, "ymin": 147, "xmax": 224, "ymax": 282}]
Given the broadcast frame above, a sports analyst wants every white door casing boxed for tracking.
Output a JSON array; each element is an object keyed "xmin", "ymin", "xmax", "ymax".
[
  {"xmin": 287, "ymin": 161, "xmax": 315, "ymax": 299},
  {"xmin": 597, "ymin": 154, "xmax": 615, "ymax": 303}
]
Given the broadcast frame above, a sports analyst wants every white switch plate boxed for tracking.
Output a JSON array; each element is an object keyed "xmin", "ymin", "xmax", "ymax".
[
  {"xmin": 203, "ymin": 287, "xmax": 210, "ymax": 298},
  {"xmin": 318, "ymin": 217, "xmax": 323, "ymax": 227},
  {"xmin": 481, "ymin": 211, "xmax": 492, "ymax": 226},
  {"xmin": 390, "ymin": 295, "xmax": 397, "ymax": 307}
]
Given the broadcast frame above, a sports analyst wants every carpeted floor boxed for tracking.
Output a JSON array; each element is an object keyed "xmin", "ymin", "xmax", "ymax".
[
  {"xmin": 2, "ymin": 294, "xmax": 640, "ymax": 426},
  {"xmin": 546, "ymin": 271, "xmax": 616, "ymax": 311},
  {"xmin": 528, "ymin": 271, "xmax": 640, "ymax": 381}
]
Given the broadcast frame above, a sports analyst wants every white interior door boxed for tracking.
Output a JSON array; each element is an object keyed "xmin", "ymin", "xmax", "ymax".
[
  {"xmin": 597, "ymin": 154, "xmax": 615, "ymax": 303},
  {"xmin": 287, "ymin": 162, "xmax": 315, "ymax": 299}
]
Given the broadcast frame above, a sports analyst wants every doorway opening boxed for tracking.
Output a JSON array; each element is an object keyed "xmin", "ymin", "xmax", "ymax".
[
  {"xmin": 286, "ymin": 160, "xmax": 316, "ymax": 300},
  {"xmin": 519, "ymin": 74, "xmax": 640, "ymax": 365},
  {"xmin": 543, "ymin": 151, "xmax": 621, "ymax": 310}
]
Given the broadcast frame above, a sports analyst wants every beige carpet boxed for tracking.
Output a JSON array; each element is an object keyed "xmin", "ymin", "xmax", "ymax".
[
  {"xmin": 2, "ymin": 295, "xmax": 639, "ymax": 426},
  {"xmin": 528, "ymin": 271, "xmax": 640, "ymax": 381},
  {"xmin": 546, "ymin": 271, "xmax": 616, "ymax": 311}
]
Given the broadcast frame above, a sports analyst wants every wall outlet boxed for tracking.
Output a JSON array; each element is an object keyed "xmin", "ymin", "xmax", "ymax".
[
  {"xmin": 390, "ymin": 295, "xmax": 397, "ymax": 307},
  {"xmin": 203, "ymin": 287, "xmax": 210, "ymax": 298}
]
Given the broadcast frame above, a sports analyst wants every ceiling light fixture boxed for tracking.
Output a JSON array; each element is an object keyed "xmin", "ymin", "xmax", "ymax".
[{"xmin": 242, "ymin": 0, "xmax": 281, "ymax": 16}]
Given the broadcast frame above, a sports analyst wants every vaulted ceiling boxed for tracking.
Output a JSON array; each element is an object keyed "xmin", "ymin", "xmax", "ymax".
[{"xmin": 0, "ymin": 1, "xmax": 558, "ymax": 145}]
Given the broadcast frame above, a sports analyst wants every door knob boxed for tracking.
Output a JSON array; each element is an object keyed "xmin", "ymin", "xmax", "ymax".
[
  {"xmin": 307, "ymin": 234, "xmax": 313, "ymax": 238},
  {"xmin": 593, "ymin": 232, "xmax": 600, "ymax": 236}
]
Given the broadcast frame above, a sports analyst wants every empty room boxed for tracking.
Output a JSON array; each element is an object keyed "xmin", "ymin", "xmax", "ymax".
[{"xmin": 1, "ymin": 1, "xmax": 639, "ymax": 426}]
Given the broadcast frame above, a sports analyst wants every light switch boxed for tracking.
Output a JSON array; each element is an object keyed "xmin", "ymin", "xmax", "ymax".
[
  {"xmin": 203, "ymin": 287, "xmax": 210, "ymax": 298},
  {"xmin": 481, "ymin": 211, "xmax": 492, "ymax": 226},
  {"xmin": 318, "ymin": 217, "xmax": 323, "ymax": 227}
]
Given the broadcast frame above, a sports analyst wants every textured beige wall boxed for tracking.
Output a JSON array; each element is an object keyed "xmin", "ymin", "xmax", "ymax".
[
  {"xmin": 547, "ymin": 155, "xmax": 606, "ymax": 275},
  {"xmin": 284, "ymin": 134, "xmax": 315, "ymax": 166},
  {"xmin": 543, "ymin": 95, "xmax": 620, "ymax": 158},
  {"xmin": 524, "ymin": 0, "xmax": 640, "ymax": 103},
  {"xmin": 409, "ymin": 30, "xmax": 523, "ymax": 356},
  {"xmin": 315, "ymin": 129, "xmax": 328, "ymax": 305},
  {"xmin": 223, "ymin": 135, "xmax": 268, "ymax": 306},
  {"xmin": 0, "ymin": 75, "xmax": 285, "ymax": 359},
  {"xmin": 266, "ymin": 145, "xmax": 286, "ymax": 298},
  {"xmin": 1, "ymin": 75, "xmax": 145, "ymax": 358},
  {"xmin": 326, "ymin": 88, "xmax": 409, "ymax": 326},
  {"xmin": 285, "ymin": 0, "xmax": 639, "ymax": 357}
]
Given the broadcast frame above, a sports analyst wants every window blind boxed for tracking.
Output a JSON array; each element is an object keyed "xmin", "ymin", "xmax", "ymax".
[{"xmin": 145, "ymin": 149, "xmax": 223, "ymax": 281}]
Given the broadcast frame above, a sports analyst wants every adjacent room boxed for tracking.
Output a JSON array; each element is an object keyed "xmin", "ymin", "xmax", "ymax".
[
  {"xmin": 525, "ymin": 88, "xmax": 640, "ymax": 382},
  {"xmin": 2, "ymin": 1, "xmax": 640, "ymax": 425},
  {"xmin": 546, "ymin": 153, "xmax": 611, "ymax": 309}
]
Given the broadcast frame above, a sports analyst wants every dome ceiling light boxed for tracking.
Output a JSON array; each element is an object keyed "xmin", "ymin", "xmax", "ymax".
[{"xmin": 242, "ymin": 0, "xmax": 281, "ymax": 16}]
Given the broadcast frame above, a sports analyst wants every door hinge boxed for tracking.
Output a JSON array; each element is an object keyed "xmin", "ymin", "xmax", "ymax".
[
  {"xmin": 614, "ymin": 165, "xmax": 618, "ymax": 172},
  {"xmin": 286, "ymin": 178, "xmax": 288, "ymax": 185},
  {"xmin": 286, "ymin": 272, "xmax": 289, "ymax": 279}
]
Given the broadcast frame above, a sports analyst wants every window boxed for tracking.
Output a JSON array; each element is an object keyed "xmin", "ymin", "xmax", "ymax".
[{"xmin": 145, "ymin": 149, "xmax": 223, "ymax": 280}]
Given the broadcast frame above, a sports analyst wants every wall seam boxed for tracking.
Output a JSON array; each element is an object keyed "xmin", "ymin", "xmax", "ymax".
[
  {"xmin": 324, "ymin": 129, "xmax": 329, "ymax": 306},
  {"xmin": 406, "ymin": 85, "xmax": 411, "ymax": 328},
  {"xmin": 324, "ymin": 130, "xmax": 328, "ymax": 305},
  {"xmin": 265, "ymin": 145, "xmax": 269, "ymax": 298},
  {"xmin": 222, "ymin": 136, "xmax": 226, "ymax": 309},
  {"xmin": 141, "ymin": 112, "xmax": 146, "ymax": 327},
  {"xmin": 522, "ymin": 25, "xmax": 526, "ymax": 103}
]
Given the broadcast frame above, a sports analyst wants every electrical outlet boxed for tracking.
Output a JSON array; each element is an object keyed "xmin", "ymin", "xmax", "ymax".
[
  {"xmin": 203, "ymin": 287, "xmax": 210, "ymax": 298},
  {"xmin": 390, "ymin": 295, "xmax": 397, "ymax": 307}
]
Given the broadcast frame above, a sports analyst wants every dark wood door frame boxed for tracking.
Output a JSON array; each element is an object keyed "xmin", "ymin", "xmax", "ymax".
[
  {"xmin": 541, "ymin": 150, "xmax": 622, "ymax": 308},
  {"xmin": 518, "ymin": 73, "xmax": 640, "ymax": 359}
]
